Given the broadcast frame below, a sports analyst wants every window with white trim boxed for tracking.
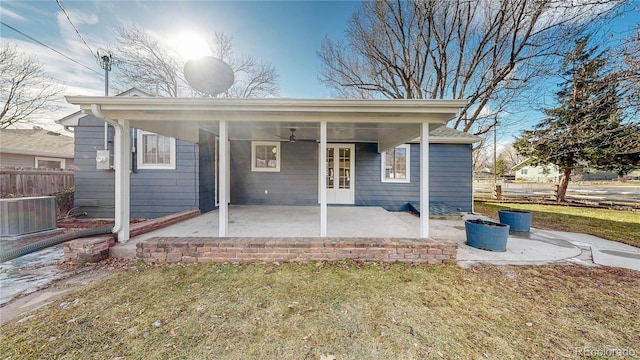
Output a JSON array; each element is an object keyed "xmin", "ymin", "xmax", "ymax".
[
  {"xmin": 35, "ymin": 157, "xmax": 65, "ymax": 169},
  {"xmin": 381, "ymin": 144, "xmax": 410, "ymax": 183},
  {"xmin": 251, "ymin": 141, "xmax": 280, "ymax": 172},
  {"xmin": 137, "ymin": 130, "xmax": 176, "ymax": 169}
]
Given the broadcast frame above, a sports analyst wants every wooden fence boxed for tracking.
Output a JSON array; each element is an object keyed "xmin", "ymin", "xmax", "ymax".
[{"xmin": 0, "ymin": 168, "xmax": 74, "ymax": 197}]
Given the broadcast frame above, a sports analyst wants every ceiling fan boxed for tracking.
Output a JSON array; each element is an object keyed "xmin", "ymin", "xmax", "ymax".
[{"xmin": 277, "ymin": 128, "xmax": 317, "ymax": 143}]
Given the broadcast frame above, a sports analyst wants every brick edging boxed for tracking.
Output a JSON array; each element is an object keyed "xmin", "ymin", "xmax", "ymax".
[
  {"xmin": 127, "ymin": 210, "xmax": 201, "ymax": 239},
  {"xmin": 137, "ymin": 237, "xmax": 457, "ymax": 265}
]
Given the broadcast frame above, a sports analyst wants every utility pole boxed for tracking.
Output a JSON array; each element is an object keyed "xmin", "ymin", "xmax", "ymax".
[
  {"xmin": 492, "ymin": 122, "xmax": 502, "ymax": 200},
  {"xmin": 97, "ymin": 49, "xmax": 112, "ymax": 150},
  {"xmin": 493, "ymin": 122, "xmax": 498, "ymax": 186}
]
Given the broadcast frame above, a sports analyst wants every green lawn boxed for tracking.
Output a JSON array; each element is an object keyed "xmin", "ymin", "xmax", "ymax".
[
  {"xmin": 1, "ymin": 262, "xmax": 638, "ymax": 359},
  {"xmin": 474, "ymin": 201, "xmax": 640, "ymax": 248}
]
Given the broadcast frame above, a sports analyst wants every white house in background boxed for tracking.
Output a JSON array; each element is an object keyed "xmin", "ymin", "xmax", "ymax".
[
  {"xmin": 512, "ymin": 158, "xmax": 561, "ymax": 182},
  {"xmin": 0, "ymin": 128, "xmax": 74, "ymax": 169}
]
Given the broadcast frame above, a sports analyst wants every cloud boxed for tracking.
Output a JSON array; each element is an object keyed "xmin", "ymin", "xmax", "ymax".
[{"xmin": 0, "ymin": 7, "xmax": 28, "ymax": 22}]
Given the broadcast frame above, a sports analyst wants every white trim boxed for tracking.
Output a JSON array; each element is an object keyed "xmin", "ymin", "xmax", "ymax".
[
  {"xmin": 321, "ymin": 144, "xmax": 355, "ymax": 204},
  {"xmin": 214, "ymin": 136, "xmax": 219, "ymax": 207},
  {"xmin": 136, "ymin": 130, "xmax": 176, "ymax": 170},
  {"xmin": 35, "ymin": 157, "xmax": 66, "ymax": 169},
  {"xmin": 118, "ymin": 120, "xmax": 131, "ymax": 242},
  {"xmin": 420, "ymin": 122, "xmax": 430, "ymax": 238},
  {"xmin": 319, "ymin": 121, "xmax": 327, "ymax": 237},
  {"xmin": 219, "ymin": 121, "xmax": 228, "ymax": 237},
  {"xmin": 381, "ymin": 144, "xmax": 410, "ymax": 183},
  {"xmin": 251, "ymin": 141, "xmax": 280, "ymax": 172}
]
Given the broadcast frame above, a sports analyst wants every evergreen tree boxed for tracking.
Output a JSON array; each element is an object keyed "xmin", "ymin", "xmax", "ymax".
[{"xmin": 514, "ymin": 37, "xmax": 636, "ymax": 201}]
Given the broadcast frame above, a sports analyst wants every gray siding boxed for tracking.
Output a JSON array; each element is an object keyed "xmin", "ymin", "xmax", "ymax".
[
  {"xmin": 428, "ymin": 144, "xmax": 474, "ymax": 212},
  {"xmin": 0, "ymin": 153, "xmax": 74, "ymax": 169},
  {"xmin": 0, "ymin": 153, "xmax": 36, "ymax": 168},
  {"xmin": 354, "ymin": 143, "xmax": 473, "ymax": 212},
  {"xmin": 228, "ymin": 141, "xmax": 473, "ymax": 212},
  {"xmin": 74, "ymin": 116, "xmax": 199, "ymax": 219},
  {"xmin": 230, "ymin": 140, "xmax": 318, "ymax": 205}
]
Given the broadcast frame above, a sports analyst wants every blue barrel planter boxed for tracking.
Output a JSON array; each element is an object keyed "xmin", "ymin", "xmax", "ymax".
[
  {"xmin": 465, "ymin": 219, "xmax": 509, "ymax": 252},
  {"xmin": 498, "ymin": 210, "xmax": 532, "ymax": 232}
]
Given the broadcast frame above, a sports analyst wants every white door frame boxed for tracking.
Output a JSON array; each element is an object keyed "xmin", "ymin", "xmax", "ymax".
[{"xmin": 319, "ymin": 143, "xmax": 355, "ymax": 205}]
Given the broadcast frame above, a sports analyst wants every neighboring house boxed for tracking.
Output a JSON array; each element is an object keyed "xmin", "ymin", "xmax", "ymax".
[
  {"xmin": 64, "ymin": 93, "xmax": 479, "ymax": 240},
  {"xmin": 513, "ymin": 158, "xmax": 636, "ymax": 182},
  {"xmin": 0, "ymin": 128, "xmax": 74, "ymax": 169},
  {"xmin": 512, "ymin": 159, "xmax": 561, "ymax": 182}
]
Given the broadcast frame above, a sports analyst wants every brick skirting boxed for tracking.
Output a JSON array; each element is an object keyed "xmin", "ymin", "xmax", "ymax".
[
  {"xmin": 137, "ymin": 237, "xmax": 457, "ymax": 264},
  {"xmin": 63, "ymin": 210, "xmax": 201, "ymax": 264},
  {"xmin": 64, "ymin": 236, "xmax": 116, "ymax": 264}
]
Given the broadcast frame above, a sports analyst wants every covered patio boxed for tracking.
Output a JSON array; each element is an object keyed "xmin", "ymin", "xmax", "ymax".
[
  {"xmin": 65, "ymin": 96, "xmax": 468, "ymax": 243},
  {"xmin": 107, "ymin": 205, "xmax": 457, "ymax": 264}
]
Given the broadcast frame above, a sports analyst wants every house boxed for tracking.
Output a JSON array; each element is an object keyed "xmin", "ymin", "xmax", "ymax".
[
  {"xmin": 512, "ymin": 159, "xmax": 561, "ymax": 182},
  {"xmin": 0, "ymin": 127, "xmax": 74, "ymax": 169},
  {"xmin": 512, "ymin": 157, "xmax": 638, "ymax": 182},
  {"xmin": 63, "ymin": 93, "xmax": 478, "ymax": 241}
]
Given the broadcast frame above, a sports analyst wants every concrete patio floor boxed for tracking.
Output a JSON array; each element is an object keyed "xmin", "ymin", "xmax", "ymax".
[{"xmin": 111, "ymin": 205, "xmax": 640, "ymax": 271}]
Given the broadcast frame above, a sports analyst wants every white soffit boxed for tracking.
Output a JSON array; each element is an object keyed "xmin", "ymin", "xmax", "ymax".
[{"xmin": 66, "ymin": 97, "xmax": 468, "ymax": 143}]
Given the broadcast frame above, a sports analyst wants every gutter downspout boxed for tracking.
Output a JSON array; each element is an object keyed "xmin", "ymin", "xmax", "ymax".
[{"xmin": 91, "ymin": 104, "xmax": 131, "ymax": 242}]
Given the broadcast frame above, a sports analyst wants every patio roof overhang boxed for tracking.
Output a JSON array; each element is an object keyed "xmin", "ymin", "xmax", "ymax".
[
  {"xmin": 64, "ymin": 96, "xmax": 469, "ymax": 242},
  {"xmin": 65, "ymin": 97, "xmax": 468, "ymax": 153}
]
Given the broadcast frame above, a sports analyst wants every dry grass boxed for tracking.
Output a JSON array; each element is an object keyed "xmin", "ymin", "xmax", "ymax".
[
  {"xmin": 474, "ymin": 201, "xmax": 640, "ymax": 248},
  {"xmin": 1, "ymin": 262, "xmax": 638, "ymax": 359}
]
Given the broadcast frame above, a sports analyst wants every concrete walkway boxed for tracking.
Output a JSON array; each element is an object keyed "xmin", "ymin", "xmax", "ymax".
[
  {"xmin": 429, "ymin": 214, "xmax": 640, "ymax": 271},
  {"xmin": 112, "ymin": 206, "xmax": 640, "ymax": 272}
]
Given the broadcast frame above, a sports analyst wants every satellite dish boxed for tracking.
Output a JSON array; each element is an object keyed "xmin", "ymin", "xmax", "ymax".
[{"xmin": 184, "ymin": 56, "xmax": 234, "ymax": 96}]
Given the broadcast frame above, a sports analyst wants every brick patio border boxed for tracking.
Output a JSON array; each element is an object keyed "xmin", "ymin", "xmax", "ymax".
[
  {"xmin": 64, "ymin": 210, "xmax": 201, "ymax": 264},
  {"xmin": 137, "ymin": 237, "xmax": 457, "ymax": 264}
]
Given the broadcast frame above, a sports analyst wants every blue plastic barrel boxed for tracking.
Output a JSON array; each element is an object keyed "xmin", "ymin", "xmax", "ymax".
[
  {"xmin": 498, "ymin": 210, "xmax": 532, "ymax": 232},
  {"xmin": 465, "ymin": 219, "xmax": 509, "ymax": 252}
]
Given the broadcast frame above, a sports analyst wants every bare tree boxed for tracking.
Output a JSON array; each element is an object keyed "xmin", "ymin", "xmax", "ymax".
[
  {"xmin": 112, "ymin": 27, "xmax": 279, "ymax": 98},
  {"xmin": 209, "ymin": 33, "xmax": 279, "ymax": 98},
  {"xmin": 497, "ymin": 144, "xmax": 526, "ymax": 174},
  {"xmin": 472, "ymin": 140, "xmax": 490, "ymax": 175},
  {"xmin": 0, "ymin": 43, "xmax": 63, "ymax": 129},
  {"xmin": 318, "ymin": 0, "xmax": 626, "ymax": 134},
  {"xmin": 113, "ymin": 25, "xmax": 184, "ymax": 97}
]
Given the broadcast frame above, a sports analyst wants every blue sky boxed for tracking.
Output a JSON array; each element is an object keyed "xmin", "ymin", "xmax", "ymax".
[
  {"xmin": 1, "ymin": 0, "xmax": 638, "ymax": 146},
  {"xmin": 1, "ymin": 0, "xmax": 357, "ymax": 126}
]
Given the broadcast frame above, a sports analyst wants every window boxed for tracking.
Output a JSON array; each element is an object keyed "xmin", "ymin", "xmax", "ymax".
[
  {"xmin": 137, "ymin": 130, "xmax": 176, "ymax": 169},
  {"xmin": 381, "ymin": 144, "xmax": 410, "ymax": 183},
  {"xmin": 251, "ymin": 141, "xmax": 280, "ymax": 172},
  {"xmin": 521, "ymin": 169, "xmax": 528, "ymax": 175},
  {"xmin": 35, "ymin": 157, "xmax": 65, "ymax": 169}
]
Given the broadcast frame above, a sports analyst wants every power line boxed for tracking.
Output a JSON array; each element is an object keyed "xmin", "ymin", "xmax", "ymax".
[
  {"xmin": 0, "ymin": 21, "xmax": 103, "ymax": 77},
  {"xmin": 55, "ymin": 0, "xmax": 97, "ymax": 61}
]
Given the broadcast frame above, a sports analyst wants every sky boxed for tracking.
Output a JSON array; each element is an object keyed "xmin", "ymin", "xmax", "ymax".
[
  {"xmin": 1, "ymin": 0, "xmax": 638, "ymax": 148},
  {"xmin": 1, "ymin": 0, "xmax": 358, "ymax": 131}
]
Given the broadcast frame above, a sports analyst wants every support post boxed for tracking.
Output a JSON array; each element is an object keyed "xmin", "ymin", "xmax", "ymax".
[
  {"xmin": 319, "ymin": 121, "xmax": 327, "ymax": 237},
  {"xmin": 115, "ymin": 119, "xmax": 131, "ymax": 242},
  {"xmin": 420, "ymin": 122, "xmax": 430, "ymax": 238},
  {"xmin": 219, "ymin": 120, "xmax": 228, "ymax": 237}
]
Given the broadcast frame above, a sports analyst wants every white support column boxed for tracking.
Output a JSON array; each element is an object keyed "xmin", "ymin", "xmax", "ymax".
[
  {"xmin": 218, "ymin": 120, "xmax": 228, "ymax": 237},
  {"xmin": 420, "ymin": 122, "xmax": 430, "ymax": 238},
  {"xmin": 115, "ymin": 119, "xmax": 131, "ymax": 242},
  {"xmin": 319, "ymin": 121, "xmax": 327, "ymax": 237}
]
